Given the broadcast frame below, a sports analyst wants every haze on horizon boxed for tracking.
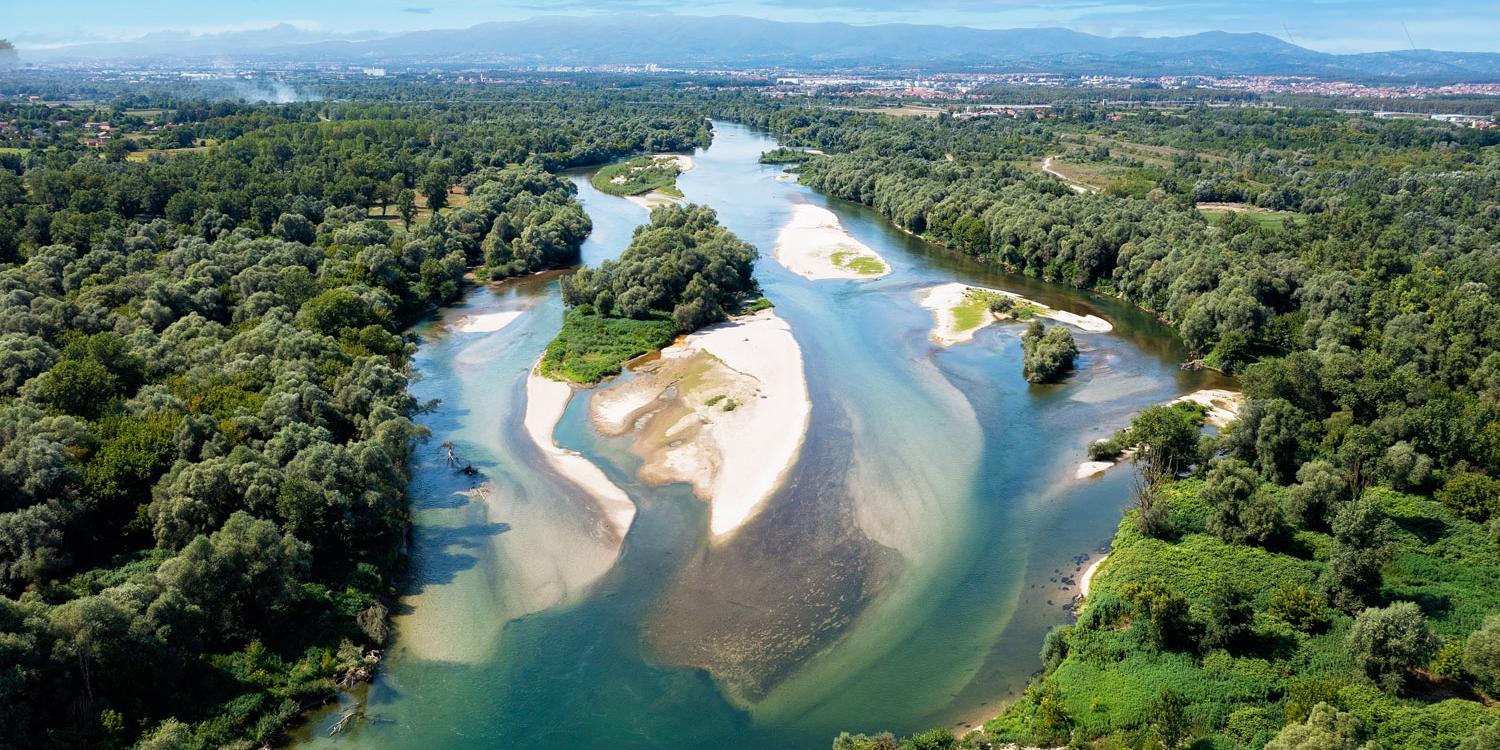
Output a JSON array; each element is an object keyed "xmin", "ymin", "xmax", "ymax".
[{"xmin": 7, "ymin": 0, "xmax": 1500, "ymax": 56}]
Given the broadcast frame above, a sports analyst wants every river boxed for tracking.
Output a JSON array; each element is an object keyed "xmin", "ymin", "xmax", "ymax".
[{"xmin": 297, "ymin": 121, "xmax": 1230, "ymax": 748}]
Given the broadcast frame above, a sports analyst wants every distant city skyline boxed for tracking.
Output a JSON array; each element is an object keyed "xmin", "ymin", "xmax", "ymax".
[{"xmin": 7, "ymin": 0, "xmax": 1500, "ymax": 55}]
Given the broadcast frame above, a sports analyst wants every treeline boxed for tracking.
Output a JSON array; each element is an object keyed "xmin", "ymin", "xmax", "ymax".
[
  {"xmin": 0, "ymin": 93, "xmax": 710, "ymax": 749},
  {"xmin": 544, "ymin": 204, "xmax": 760, "ymax": 383},
  {"xmin": 719, "ymin": 104, "xmax": 1500, "ymax": 747}
]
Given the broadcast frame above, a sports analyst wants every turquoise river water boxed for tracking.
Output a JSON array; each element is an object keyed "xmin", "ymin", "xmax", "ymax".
[{"xmin": 297, "ymin": 122, "xmax": 1230, "ymax": 749}]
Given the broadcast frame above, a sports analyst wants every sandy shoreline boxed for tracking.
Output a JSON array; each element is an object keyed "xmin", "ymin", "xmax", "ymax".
[
  {"xmin": 590, "ymin": 309, "xmax": 810, "ymax": 539},
  {"xmin": 523, "ymin": 364, "xmax": 636, "ymax": 539},
  {"xmin": 773, "ymin": 204, "xmax": 890, "ymax": 281},
  {"xmin": 919, "ymin": 282, "xmax": 1112, "ymax": 347},
  {"xmin": 453, "ymin": 310, "xmax": 523, "ymax": 333},
  {"xmin": 1079, "ymin": 554, "xmax": 1109, "ymax": 598}
]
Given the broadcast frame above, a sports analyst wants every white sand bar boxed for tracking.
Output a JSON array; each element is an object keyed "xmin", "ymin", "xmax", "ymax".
[
  {"xmin": 453, "ymin": 310, "xmax": 523, "ymax": 333},
  {"xmin": 919, "ymin": 282, "xmax": 1112, "ymax": 347},
  {"xmin": 773, "ymin": 204, "xmax": 890, "ymax": 281},
  {"xmin": 523, "ymin": 367, "xmax": 636, "ymax": 539},
  {"xmin": 590, "ymin": 309, "xmax": 811, "ymax": 539}
]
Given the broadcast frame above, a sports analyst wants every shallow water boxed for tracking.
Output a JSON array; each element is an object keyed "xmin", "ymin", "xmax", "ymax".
[{"xmin": 297, "ymin": 122, "xmax": 1231, "ymax": 748}]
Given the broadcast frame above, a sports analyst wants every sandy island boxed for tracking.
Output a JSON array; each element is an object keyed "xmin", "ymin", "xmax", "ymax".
[
  {"xmin": 773, "ymin": 204, "xmax": 890, "ymax": 281},
  {"xmin": 453, "ymin": 310, "xmax": 523, "ymax": 333},
  {"xmin": 1075, "ymin": 389, "xmax": 1244, "ymax": 479},
  {"xmin": 523, "ymin": 364, "xmax": 636, "ymax": 539},
  {"xmin": 919, "ymin": 282, "xmax": 1112, "ymax": 347},
  {"xmin": 590, "ymin": 308, "xmax": 810, "ymax": 539},
  {"xmin": 622, "ymin": 154, "xmax": 695, "ymax": 211}
]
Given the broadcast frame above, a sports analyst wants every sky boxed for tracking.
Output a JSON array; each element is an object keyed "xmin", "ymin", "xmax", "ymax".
[{"xmin": 7, "ymin": 0, "xmax": 1500, "ymax": 54}]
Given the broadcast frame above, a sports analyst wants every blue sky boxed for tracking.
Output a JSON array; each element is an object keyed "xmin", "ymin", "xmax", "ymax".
[{"xmin": 8, "ymin": 0, "xmax": 1500, "ymax": 54}]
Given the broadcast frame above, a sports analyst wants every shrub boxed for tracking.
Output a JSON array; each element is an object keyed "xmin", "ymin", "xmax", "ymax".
[{"xmin": 1347, "ymin": 602, "xmax": 1438, "ymax": 692}]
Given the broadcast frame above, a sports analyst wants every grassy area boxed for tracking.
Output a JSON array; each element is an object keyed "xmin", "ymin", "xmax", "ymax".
[
  {"xmin": 951, "ymin": 295, "xmax": 991, "ymax": 332},
  {"xmin": 539, "ymin": 309, "xmax": 678, "ymax": 384},
  {"xmin": 1200, "ymin": 204, "xmax": 1304, "ymax": 230},
  {"xmin": 0, "ymin": 147, "xmax": 30, "ymax": 155},
  {"xmin": 831, "ymin": 250, "xmax": 887, "ymax": 275},
  {"xmin": 985, "ymin": 482, "xmax": 1500, "ymax": 750},
  {"xmin": 591, "ymin": 155, "xmax": 685, "ymax": 198}
]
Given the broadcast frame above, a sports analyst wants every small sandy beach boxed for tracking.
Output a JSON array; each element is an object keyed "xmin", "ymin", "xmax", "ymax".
[
  {"xmin": 523, "ymin": 364, "xmax": 636, "ymax": 539},
  {"xmin": 773, "ymin": 204, "xmax": 890, "ymax": 280},
  {"xmin": 590, "ymin": 308, "xmax": 810, "ymax": 539},
  {"xmin": 920, "ymin": 282, "xmax": 1112, "ymax": 347}
]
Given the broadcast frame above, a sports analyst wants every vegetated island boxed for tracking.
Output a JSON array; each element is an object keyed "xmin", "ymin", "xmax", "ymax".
[
  {"xmin": 1020, "ymin": 319, "xmax": 1079, "ymax": 384},
  {"xmin": 590, "ymin": 153, "xmax": 694, "ymax": 210},
  {"xmin": 919, "ymin": 282, "xmax": 1112, "ymax": 346},
  {"xmin": 773, "ymin": 203, "xmax": 891, "ymax": 281},
  {"xmin": 1077, "ymin": 390, "xmax": 1245, "ymax": 479},
  {"xmin": 538, "ymin": 204, "xmax": 809, "ymax": 539}
]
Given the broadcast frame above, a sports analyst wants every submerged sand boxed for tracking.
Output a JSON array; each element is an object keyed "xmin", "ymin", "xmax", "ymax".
[
  {"xmin": 919, "ymin": 282, "xmax": 1113, "ymax": 347},
  {"xmin": 523, "ymin": 364, "xmax": 636, "ymax": 539},
  {"xmin": 773, "ymin": 204, "xmax": 890, "ymax": 281},
  {"xmin": 590, "ymin": 309, "xmax": 810, "ymax": 539}
]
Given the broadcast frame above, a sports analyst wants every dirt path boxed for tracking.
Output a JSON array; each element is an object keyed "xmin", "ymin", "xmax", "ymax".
[{"xmin": 1040, "ymin": 156, "xmax": 1099, "ymax": 194}]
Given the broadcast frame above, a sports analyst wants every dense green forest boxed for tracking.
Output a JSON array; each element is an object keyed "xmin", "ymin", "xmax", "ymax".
[
  {"xmin": 725, "ymin": 101, "xmax": 1500, "ymax": 747},
  {"xmin": 544, "ymin": 203, "xmax": 760, "ymax": 383},
  {"xmin": 0, "ymin": 92, "xmax": 710, "ymax": 749}
]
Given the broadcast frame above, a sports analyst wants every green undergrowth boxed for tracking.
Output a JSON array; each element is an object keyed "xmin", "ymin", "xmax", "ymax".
[{"xmin": 538, "ymin": 309, "xmax": 677, "ymax": 384}]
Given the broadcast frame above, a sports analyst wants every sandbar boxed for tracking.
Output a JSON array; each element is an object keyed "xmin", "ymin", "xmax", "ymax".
[
  {"xmin": 590, "ymin": 309, "xmax": 810, "ymax": 539},
  {"xmin": 919, "ymin": 282, "xmax": 1112, "ymax": 347},
  {"xmin": 523, "ymin": 364, "xmax": 636, "ymax": 539},
  {"xmin": 773, "ymin": 204, "xmax": 890, "ymax": 280},
  {"xmin": 453, "ymin": 310, "xmax": 523, "ymax": 333}
]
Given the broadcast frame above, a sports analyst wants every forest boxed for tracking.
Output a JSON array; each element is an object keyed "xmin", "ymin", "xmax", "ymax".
[
  {"xmin": 0, "ymin": 91, "xmax": 710, "ymax": 749},
  {"xmin": 725, "ymin": 98, "xmax": 1500, "ymax": 747}
]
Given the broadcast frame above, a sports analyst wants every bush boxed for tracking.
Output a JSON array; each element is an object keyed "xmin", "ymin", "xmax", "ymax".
[
  {"xmin": 1265, "ymin": 702, "xmax": 1365, "ymax": 750},
  {"xmin": 1268, "ymin": 583, "xmax": 1330, "ymax": 634},
  {"xmin": 1347, "ymin": 602, "xmax": 1438, "ymax": 692}
]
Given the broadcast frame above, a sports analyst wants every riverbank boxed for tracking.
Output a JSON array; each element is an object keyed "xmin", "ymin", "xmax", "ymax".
[
  {"xmin": 919, "ymin": 282, "xmax": 1112, "ymax": 346},
  {"xmin": 590, "ymin": 308, "xmax": 809, "ymax": 539},
  {"xmin": 523, "ymin": 363, "xmax": 636, "ymax": 539},
  {"xmin": 773, "ymin": 204, "xmax": 891, "ymax": 280},
  {"xmin": 1074, "ymin": 389, "xmax": 1244, "ymax": 479}
]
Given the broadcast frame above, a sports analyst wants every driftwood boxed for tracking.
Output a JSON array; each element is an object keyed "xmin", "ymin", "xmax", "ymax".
[
  {"xmin": 1179, "ymin": 358, "xmax": 1206, "ymax": 371},
  {"xmin": 328, "ymin": 706, "xmax": 364, "ymax": 736}
]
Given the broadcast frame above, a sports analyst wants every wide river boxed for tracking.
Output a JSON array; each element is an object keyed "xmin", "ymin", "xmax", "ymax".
[{"xmin": 299, "ymin": 122, "xmax": 1229, "ymax": 748}]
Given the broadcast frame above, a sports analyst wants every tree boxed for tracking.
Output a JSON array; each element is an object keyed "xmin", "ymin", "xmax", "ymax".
[
  {"xmin": 1120, "ymin": 576, "xmax": 1193, "ymax": 650},
  {"xmin": 1129, "ymin": 404, "xmax": 1202, "ymax": 479},
  {"xmin": 1464, "ymin": 614, "xmax": 1500, "ymax": 691},
  {"xmin": 398, "ymin": 189, "xmax": 418, "ymax": 229},
  {"xmin": 1438, "ymin": 473, "xmax": 1500, "ymax": 523},
  {"xmin": 419, "ymin": 173, "xmax": 449, "ymax": 212},
  {"xmin": 1347, "ymin": 602, "xmax": 1438, "ymax": 692},
  {"xmin": 1203, "ymin": 458, "xmax": 1285, "ymax": 546},
  {"xmin": 1321, "ymin": 497, "xmax": 1390, "ymax": 612},
  {"xmin": 1202, "ymin": 581, "xmax": 1256, "ymax": 651},
  {"xmin": 1020, "ymin": 321, "xmax": 1078, "ymax": 384},
  {"xmin": 1264, "ymin": 703, "xmax": 1364, "ymax": 750},
  {"xmin": 1285, "ymin": 459, "xmax": 1348, "ymax": 528}
]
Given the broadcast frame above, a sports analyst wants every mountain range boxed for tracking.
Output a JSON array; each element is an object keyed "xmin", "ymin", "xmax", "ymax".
[{"xmin": 18, "ymin": 16, "xmax": 1500, "ymax": 81}]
